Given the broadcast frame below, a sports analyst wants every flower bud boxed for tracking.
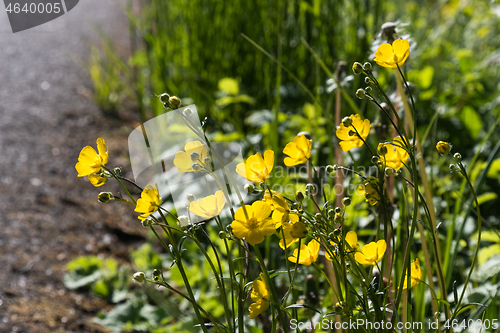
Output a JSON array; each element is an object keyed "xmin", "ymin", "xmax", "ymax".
[
  {"xmin": 365, "ymin": 86, "xmax": 372, "ymax": 94},
  {"xmin": 333, "ymin": 228, "xmax": 341, "ymax": 237},
  {"xmin": 98, "ymin": 192, "xmax": 113, "ymax": 203},
  {"xmin": 315, "ymin": 213, "xmax": 322, "ymax": 220},
  {"xmin": 348, "ymin": 130, "xmax": 356, "ymax": 137},
  {"xmin": 290, "ymin": 221, "xmax": 308, "ymax": 238},
  {"xmin": 159, "ymin": 93, "xmax": 170, "ymax": 103},
  {"xmin": 352, "ymin": 62, "xmax": 363, "ymax": 75},
  {"xmin": 133, "ymin": 272, "xmax": 145, "ymax": 283},
  {"xmin": 203, "ymin": 156, "xmax": 211, "ymax": 164},
  {"xmin": 453, "ymin": 152, "xmax": 462, "ymax": 162},
  {"xmin": 305, "ymin": 183, "xmax": 315, "ymax": 192},
  {"xmin": 364, "ymin": 77, "xmax": 373, "ymax": 84},
  {"xmin": 363, "ymin": 62, "xmax": 372, "ymax": 70},
  {"xmin": 327, "ymin": 209, "xmax": 335, "ymax": 218},
  {"xmin": 436, "ymin": 141, "xmax": 451, "ymax": 155},
  {"xmin": 219, "ymin": 231, "xmax": 227, "ymax": 239},
  {"xmin": 169, "ymin": 96, "xmax": 181, "ymax": 109},
  {"xmin": 356, "ymin": 88, "xmax": 365, "ymax": 99},
  {"xmin": 113, "ymin": 167, "xmax": 122, "ymax": 176},
  {"xmin": 342, "ymin": 197, "xmax": 351, "ymax": 206},
  {"xmin": 377, "ymin": 143, "xmax": 388, "ymax": 155},
  {"xmin": 190, "ymin": 152, "xmax": 201, "ymax": 162},
  {"xmin": 141, "ymin": 217, "xmax": 153, "ymax": 227},
  {"xmin": 244, "ymin": 184, "xmax": 255, "ymax": 193},
  {"xmin": 191, "ymin": 162, "xmax": 202, "ymax": 171},
  {"xmin": 381, "ymin": 22, "xmax": 397, "ymax": 43},
  {"xmin": 334, "ymin": 207, "xmax": 342, "ymax": 214},
  {"xmin": 153, "ymin": 269, "xmax": 161, "ymax": 277},
  {"xmin": 183, "ymin": 107, "xmax": 192, "ymax": 117},
  {"xmin": 371, "ymin": 156, "xmax": 380, "ymax": 164},
  {"xmin": 295, "ymin": 191, "xmax": 304, "ymax": 203},
  {"xmin": 334, "ymin": 213, "xmax": 343, "ymax": 224},
  {"xmin": 449, "ymin": 164, "xmax": 457, "ymax": 172},
  {"xmin": 385, "ymin": 167, "xmax": 394, "ymax": 176},
  {"xmin": 178, "ymin": 215, "xmax": 189, "ymax": 226},
  {"xmin": 186, "ymin": 194, "xmax": 196, "ymax": 202},
  {"xmin": 342, "ymin": 116, "xmax": 353, "ymax": 128},
  {"xmin": 325, "ymin": 165, "xmax": 335, "ymax": 174}
]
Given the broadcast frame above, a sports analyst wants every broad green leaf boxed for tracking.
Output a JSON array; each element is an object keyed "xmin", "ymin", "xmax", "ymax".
[
  {"xmin": 460, "ymin": 106, "xmax": 482, "ymax": 139},
  {"xmin": 218, "ymin": 77, "xmax": 239, "ymax": 95},
  {"xmin": 486, "ymin": 158, "xmax": 500, "ymax": 178},
  {"xmin": 474, "ymin": 192, "xmax": 498, "ymax": 206},
  {"xmin": 478, "ymin": 244, "xmax": 500, "ymax": 266}
]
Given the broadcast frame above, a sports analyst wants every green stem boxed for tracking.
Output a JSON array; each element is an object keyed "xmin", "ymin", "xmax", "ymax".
[{"xmin": 254, "ymin": 245, "xmax": 289, "ymax": 333}]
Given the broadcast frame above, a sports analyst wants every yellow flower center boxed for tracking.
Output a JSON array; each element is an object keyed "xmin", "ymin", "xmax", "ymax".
[{"xmin": 247, "ymin": 217, "xmax": 260, "ymax": 230}]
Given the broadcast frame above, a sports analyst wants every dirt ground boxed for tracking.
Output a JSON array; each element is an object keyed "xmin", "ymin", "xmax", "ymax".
[{"xmin": 0, "ymin": 1, "xmax": 148, "ymax": 332}]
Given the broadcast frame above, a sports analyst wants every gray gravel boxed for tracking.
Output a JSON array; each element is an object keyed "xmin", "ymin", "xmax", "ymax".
[{"xmin": 0, "ymin": 1, "xmax": 141, "ymax": 332}]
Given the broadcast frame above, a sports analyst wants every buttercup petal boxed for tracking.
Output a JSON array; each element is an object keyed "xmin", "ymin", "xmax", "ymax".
[
  {"xmin": 88, "ymin": 174, "xmax": 107, "ymax": 187},
  {"xmin": 252, "ymin": 201, "xmax": 272, "ymax": 221},
  {"xmin": 75, "ymin": 161, "xmax": 97, "ymax": 177},
  {"xmin": 263, "ymin": 150, "xmax": 275, "ymax": 172},
  {"xmin": 246, "ymin": 229, "xmax": 265, "ymax": 246},
  {"xmin": 249, "ymin": 299, "xmax": 269, "ymax": 319},
  {"xmin": 355, "ymin": 252, "xmax": 374, "ymax": 265},
  {"xmin": 376, "ymin": 240, "xmax": 387, "ymax": 261},
  {"xmin": 231, "ymin": 220, "xmax": 249, "ymax": 239},
  {"xmin": 374, "ymin": 43, "xmax": 393, "ymax": 61},
  {"xmin": 235, "ymin": 205, "xmax": 253, "ymax": 222},
  {"xmin": 96, "ymin": 138, "xmax": 108, "ymax": 165}
]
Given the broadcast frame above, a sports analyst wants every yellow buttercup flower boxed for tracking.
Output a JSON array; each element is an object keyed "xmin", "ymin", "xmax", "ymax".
[
  {"xmin": 403, "ymin": 258, "xmax": 423, "ymax": 289},
  {"xmin": 135, "ymin": 184, "xmax": 162, "ymax": 221},
  {"xmin": 380, "ymin": 137, "xmax": 409, "ymax": 171},
  {"xmin": 374, "ymin": 39, "xmax": 410, "ymax": 69},
  {"xmin": 231, "ymin": 201, "xmax": 275, "ymax": 246},
  {"xmin": 283, "ymin": 134, "xmax": 312, "ymax": 167},
  {"xmin": 75, "ymin": 138, "xmax": 108, "ymax": 177},
  {"xmin": 288, "ymin": 239, "xmax": 320, "ymax": 265},
  {"xmin": 236, "ymin": 150, "xmax": 274, "ymax": 183},
  {"xmin": 189, "ymin": 190, "xmax": 226, "ymax": 219},
  {"xmin": 325, "ymin": 231, "xmax": 359, "ymax": 261},
  {"xmin": 249, "ymin": 273, "xmax": 270, "ymax": 319},
  {"xmin": 355, "ymin": 240, "xmax": 387, "ymax": 265},
  {"xmin": 436, "ymin": 141, "xmax": 451, "ymax": 155},
  {"xmin": 173, "ymin": 141, "xmax": 209, "ymax": 172},
  {"xmin": 336, "ymin": 114, "xmax": 371, "ymax": 152},
  {"xmin": 263, "ymin": 190, "xmax": 299, "ymax": 228},
  {"xmin": 357, "ymin": 177, "xmax": 381, "ymax": 206}
]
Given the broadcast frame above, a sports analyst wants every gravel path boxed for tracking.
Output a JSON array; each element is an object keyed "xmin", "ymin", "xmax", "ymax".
[{"xmin": 0, "ymin": 2, "xmax": 145, "ymax": 332}]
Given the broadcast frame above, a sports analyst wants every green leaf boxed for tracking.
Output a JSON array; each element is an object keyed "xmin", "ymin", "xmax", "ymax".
[
  {"xmin": 460, "ymin": 106, "xmax": 482, "ymax": 139},
  {"xmin": 218, "ymin": 78, "xmax": 239, "ymax": 95},
  {"xmin": 93, "ymin": 280, "xmax": 110, "ymax": 298},
  {"xmin": 409, "ymin": 66, "xmax": 434, "ymax": 89},
  {"xmin": 285, "ymin": 304, "xmax": 321, "ymax": 314},
  {"xmin": 486, "ymin": 158, "xmax": 500, "ymax": 179},
  {"xmin": 474, "ymin": 192, "xmax": 498, "ymax": 206},
  {"xmin": 132, "ymin": 243, "xmax": 163, "ymax": 271},
  {"xmin": 478, "ymin": 245, "xmax": 500, "ymax": 266}
]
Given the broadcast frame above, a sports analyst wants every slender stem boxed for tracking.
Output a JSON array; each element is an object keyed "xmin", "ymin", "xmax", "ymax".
[
  {"xmin": 254, "ymin": 245, "xmax": 289, "ymax": 333},
  {"xmin": 450, "ymin": 159, "xmax": 482, "ymax": 321}
]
